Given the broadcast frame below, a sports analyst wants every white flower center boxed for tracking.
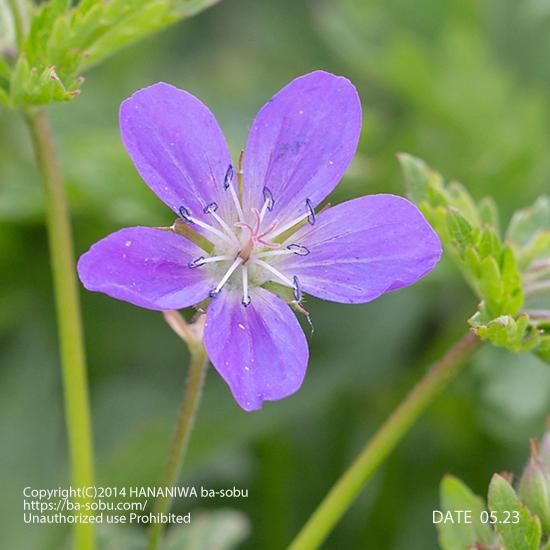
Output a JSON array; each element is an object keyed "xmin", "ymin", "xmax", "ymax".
[{"xmin": 180, "ymin": 164, "xmax": 313, "ymax": 307}]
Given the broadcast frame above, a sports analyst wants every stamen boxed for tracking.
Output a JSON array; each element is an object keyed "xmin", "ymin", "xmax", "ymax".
[
  {"xmin": 293, "ymin": 275, "xmax": 302, "ymax": 302},
  {"xmin": 251, "ymin": 259, "xmax": 295, "ymax": 288},
  {"xmin": 188, "ymin": 256, "xmax": 205, "ymax": 268},
  {"xmin": 223, "ymin": 165, "xmax": 234, "ymax": 189},
  {"xmin": 306, "ymin": 198, "xmax": 316, "ymax": 225},
  {"xmin": 203, "ymin": 202, "xmax": 218, "ymax": 214},
  {"xmin": 259, "ymin": 186, "xmax": 275, "ymax": 221},
  {"xmin": 223, "ymin": 163, "xmax": 245, "ymax": 223},
  {"xmin": 210, "ymin": 257, "xmax": 243, "ymax": 297},
  {"xmin": 242, "ymin": 265, "xmax": 251, "ymax": 307},
  {"xmin": 255, "ymin": 243, "xmax": 309, "ymax": 259},
  {"xmin": 267, "ymin": 198, "xmax": 316, "ymax": 240},
  {"xmin": 204, "ymin": 201, "xmax": 240, "ymax": 245},
  {"xmin": 178, "ymin": 205, "xmax": 192, "ymax": 222},
  {"xmin": 188, "ymin": 254, "xmax": 232, "ymax": 268},
  {"xmin": 287, "ymin": 243, "xmax": 310, "ymax": 256},
  {"xmin": 178, "ymin": 204, "xmax": 235, "ymax": 246}
]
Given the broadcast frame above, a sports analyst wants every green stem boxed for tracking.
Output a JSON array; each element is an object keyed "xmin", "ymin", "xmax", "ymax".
[
  {"xmin": 24, "ymin": 108, "xmax": 95, "ymax": 550},
  {"xmin": 148, "ymin": 340, "xmax": 208, "ymax": 550},
  {"xmin": 288, "ymin": 331, "xmax": 481, "ymax": 550}
]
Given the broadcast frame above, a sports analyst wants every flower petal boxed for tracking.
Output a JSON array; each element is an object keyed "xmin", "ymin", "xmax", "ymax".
[
  {"xmin": 120, "ymin": 82, "xmax": 235, "ymax": 224},
  {"xmin": 77, "ymin": 227, "xmax": 212, "ymax": 310},
  {"xmin": 204, "ymin": 287, "xmax": 309, "ymax": 411},
  {"xmin": 277, "ymin": 194, "xmax": 442, "ymax": 303},
  {"xmin": 242, "ymin": 70, "xmax": 362, "ymax": 229}
]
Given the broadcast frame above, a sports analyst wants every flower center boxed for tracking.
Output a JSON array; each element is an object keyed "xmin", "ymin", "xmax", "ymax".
[{"xmin": 180, "ymin": 163, "xmax": 314, "ymax": 307}]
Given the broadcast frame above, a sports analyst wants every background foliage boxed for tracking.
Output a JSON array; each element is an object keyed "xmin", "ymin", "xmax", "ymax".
[{"xmin": 1, "ymin": 0, "xmax": 550, "ymax": 548}]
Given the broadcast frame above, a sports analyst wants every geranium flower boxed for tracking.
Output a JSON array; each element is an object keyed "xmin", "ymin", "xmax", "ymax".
[{"xmin": 78, "ymin": 71, "xmax": 441, "ymax": 411}]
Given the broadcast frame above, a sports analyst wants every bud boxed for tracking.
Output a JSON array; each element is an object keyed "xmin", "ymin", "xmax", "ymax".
[{"xmin": 519, "ymin": 438, "xmax": 550, "ymax": 532}]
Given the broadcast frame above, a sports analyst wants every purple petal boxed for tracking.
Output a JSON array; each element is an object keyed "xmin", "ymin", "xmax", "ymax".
[
  {"xmin": 242, "ymin": 71, "xmax": 362, "ymax": 229},
  {"xmin": 277, "ymin": 194, "xmax": 442, "ymax": 303},
  {"xmin": 78, "ymin": 227, "xmax": 212, "ymax": 310},
  {"xmin": 120, "ymin": 82, "xmax": 235, "ymax": 224},
  {"xmin": 204, "ymin": 288, "xmax": 309, "ymax": 411}
]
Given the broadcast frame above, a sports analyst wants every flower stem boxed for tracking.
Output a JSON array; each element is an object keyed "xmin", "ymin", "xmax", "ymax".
[
  {"xmin": 24, "ymin": 108, "xmax": 95, "ymax": 550},
  {"xmin": 148, "ymin": 316, "xmax": 208, "ymax": 550},
  {"xmin": 288, "ymin": 331, "xmax": 481, "ymax": 550}
]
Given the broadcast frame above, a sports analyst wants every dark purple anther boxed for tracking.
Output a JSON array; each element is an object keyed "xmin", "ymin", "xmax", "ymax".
[
  {"xmin": 203, "ymin": 202, "xmax": 218, "ymax": 214},
  {"xmin": 287, "ymin": 244, "xmax": 310, "ymax": 256},
  {"xmin": 178, "ymin": 205, "xmax": 193, "ymax": 223},
  {"xmin": 306, "ymin": 199, "xmax": 315, "ymax": 225},
  {"xmin": 188, "ymin": 256, "xmax": 205, "ymax": 269},
  {"xmin": 224, "ymin": 164, "xmax": 234, "ymax": 189},
  {"xmin": 263, "ymin": 186, "xmax": 275, "ymax": 211},
  {"xmin": 293, "ymin": 275, "xmax": 302, "ymax": 302}
]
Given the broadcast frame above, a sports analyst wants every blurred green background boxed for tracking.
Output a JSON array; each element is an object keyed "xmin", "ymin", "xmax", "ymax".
[{"xmin": 2, "ymin": 0, "xmax": 550, "ymax": 548}]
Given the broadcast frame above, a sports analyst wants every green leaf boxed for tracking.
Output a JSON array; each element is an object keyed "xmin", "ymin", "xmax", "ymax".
[
  {"xmin": 172, "ymin": 0, "xmax": 222, "ymax": 19},
  {"xmin": 478, "ymin": 196, "xmax": 500, "ymax": 233},
  {"xmin": 8, "ymin": 0, "xmax": 219, "ymax": 106},
  {"xmin": 479, "ymin": 256, "xmax": 502, "ymax": 316},
  {"xmin": 437, "ymin": 475, "xmax": 495, "ymax": 550},
  {"xmin": 499, "ymin": 245, "xmax": 523, "ymax": 316},
  {"xmin": 161, "ymin": 509, "xmax": 250, "ymax": 550},
  {"xmin": 477, "ymin": 226, "xmax": 501, "ymax": 260},
  {"xmin": 519, "ymin": 231, "xmax": 550, "ymax": 271},
  {"xmin": 464, "ymin": 245, "xmax": 482, "ymax": 282},
  {"xmin": 447, "ymin": 181, "xmax": 479, "ymax": 226},
  {"xmin": 446, "ymin": 207, "xmax": 474, "ymax": 252},
  {"xmin": 537, "ymin": 336, "xmax": 550, "ymax": 365},
  {"xmin": 470, "ymin": 314, "xmax": 541, "ymax": 353},
  {"xmin": 507, "ymin": 196, "xmax": 550, "ymax": 247},
  {"xmin": 488, "ymin": 474, "xmax": 542, "ymax": 550},
  {"xmin": 398, "ymin": 153, "xmax": 447, "ymax": 208},
  {"xmin": 10, "ymin": 57, "xmax": 79, "ymax": 105}
]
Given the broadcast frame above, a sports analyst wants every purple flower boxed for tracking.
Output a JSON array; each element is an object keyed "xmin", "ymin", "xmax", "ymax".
[{"xmin": 78, "ymin": 71, "xmax": 441, "ymax": 411}]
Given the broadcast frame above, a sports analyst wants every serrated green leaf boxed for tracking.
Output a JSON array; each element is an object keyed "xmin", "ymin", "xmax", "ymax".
[
  {"xmin": 464, "ymin": 245, "xmax": 482, "ymax": 282},
  {"xmin": 398, "ymin": 154, "xmax": 528, "ymax": 314},
  {"xmin": 398, "ymin": 153, "xmax": 448, "ymax": 208},
  {"xmin": 507, "ymin": 196, "xmax": 550, "ymax": 247},
  {"xmin": 437, "ymin": 475, "xmax": 495, "ymax": 550},
  {"xmin": 173, "ymin": 0, "xmax": 221, "ymax": 18},
  {"xmin": 448, "ymin": 181, "xmax": 479, "ymax": 226},
  {"xmin": 162, "ymin": 509, "xmax": 250, "ymax": 550},
  {"xmin": 478, "ymin": 196, "xmax": 500, "ymax": 233},
  {"xmin": 8, "ymin": 0, "xmax": 219, "ymax": 106},
  {"xmin": 499, "ymin": 245, "xmax": 523, "ymax": 316},
  {"xmin": 79, "ymin": 1, "xmax": 177, "ymax": 71},
  {"xmin": 471, "ymin": 314, "xmax": 541, "ymax": 353},
  {"xmin": 537, "ymin": 336, "xmax": 550, "ymax": 365},
  {"xmin": 446, "ymin": 207, "xmax": 474, "ymax": 252},
  {"xmin": 488, "ymin": 474, "xmax": 541, "ymax": 550},
  {"xmin": 24, "ymin": 0, "xmax": 71, "ymax": 59},
  {"xmin": 519, "ymin": 232, "xmax": 550, "ymax": 270},
  {"xmin": 479, "ymin": 256, "xmax": 502, "ymax": 316},
  {"xmin": 477, "ymin": 226, "xmax": 501, "ymax": 259},
  {"xmin": 10, "ymin": 57, "xmax": 78, "ymax": 105}
]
